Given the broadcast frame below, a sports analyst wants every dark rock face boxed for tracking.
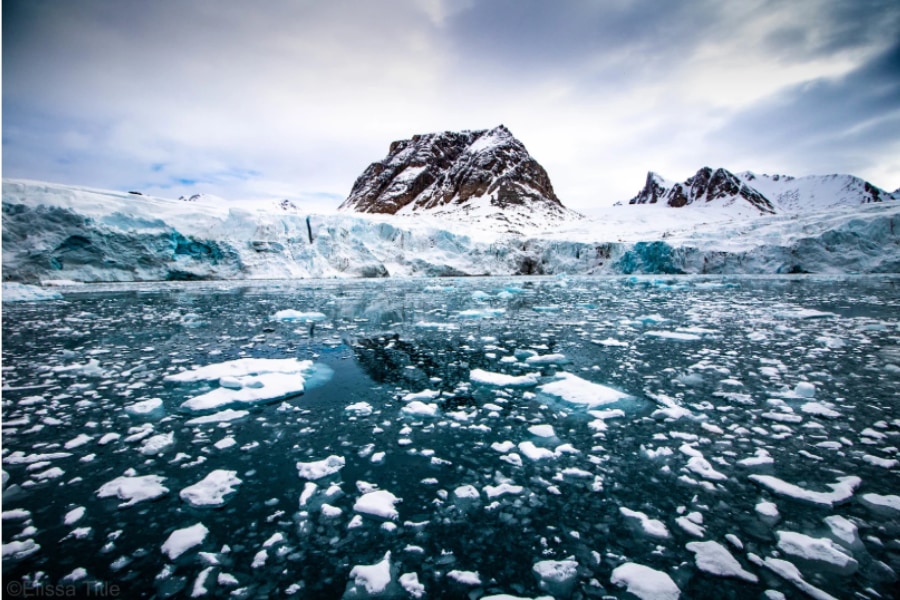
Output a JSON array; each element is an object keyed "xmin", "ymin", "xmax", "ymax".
[
  {"xmin": 339, "ymin": 125, "xmax": 569, "ymax": 220},
  {"xmin": 630, "ymin": 167, "xmax": 776, "ymax": 214}
]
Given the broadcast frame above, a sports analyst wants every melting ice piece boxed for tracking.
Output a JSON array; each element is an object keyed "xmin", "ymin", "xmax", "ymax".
[
  {"xmin": 470, "ymin": 369, "xmax": 539, "ymax": 387},
  {"xmin": 97, "ymin": 473, "xmax": 169, "ymax": 507},
  {"xmin": 185, "ymin": 409, "xmax": 249, "ymax": 425},
  {"xmin": 538, "ymin": 372, "xmax": 630, "ymax": 408},
  {"xmin": 345, "ymin": 402, "xmax": 374, "ymax": 416},
  {"xmin": 180, "ymin": 470, "xmax": 242, "ymax": 508},
  {"xmin": 859, "ymin": 493, "xmax": 900, "ymax": 515},
  {"xmin": 401, "ymin": 401, "xmax": 439, "ymax": 417},
  {"xmin": 457, "ymin": 308, "xmax": 505, "ymax": 319},
  {"xmin": 125, "ymin": 398, "xmax": 164, "ymax": 416},
  {"xmin": 619, "ymin": 507, "xmax": 670, "ymax": 539},
  {"xmin": 532, "ymin": 560, "xmax": 579, "ymax": 597},
  {"xmin": 346, "ymin": 551, "xmax": 393, "ymax": 595},
  {"xmin": 686, "ymin": 541, "xmax": 758, "ymax": 582},
  {"xmin": 762, "ymin": 557, "xmax": 838, "ymax": 600},
  {"xmin": 270, "ymin": 310, "xmax": 327, "ymax": 322},
  {"xmin": 354, "ymin": 490, "xmax": 401, "ymax": 520},
  {"xmin": 610, "ymin": 563, "xmax": 680, "ymax": 600},
  {"xmin": 296, "ymin": 456, "xmax": 345, "ymax": 480},
  {"xmin": 2, "ymin": 539, "xmax": 41, "ymax": 560},
  {"xmin": 645, "ymin": 330, "xmax": 702, "ymax": 341},
  {"xmin": 447, "ymin": 570, "xmax": 481, "ymax": 585},
  {"xmin": 528, "ymin": 424, "xmax": 556, "ymax": 438},
  {"xmin": 399, "ymin": 572, "xmax": 425, "ymax": 598},
  {"xmin": 775, "ymin": 531, "xmax": 858, "ymax": 575},
  {"xmin": 161, "ymin": 522, "xmax": 208, "ymax": 560},
  {"xmin": 179, "ymin": 366, "xmax": 315, "ymax": 412},
  {"xmin": 748, "ymin": 474, "xmax": 860, "ymax": 506},
  {"xmin": 166, "ymin": 358, "xmax": 313, "ymax": 383},
  {"xmin": 525, "ymin": 353, "xmax": 569, "ymax": 365}
]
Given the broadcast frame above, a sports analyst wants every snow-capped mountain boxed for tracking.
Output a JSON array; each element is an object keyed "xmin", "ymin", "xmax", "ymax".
[
  {"xmin": 628, "ymin": 167, "xmax": 775, "ymax": 215},
  {"xmin": 626, "ymin": 167, "xmax": 890, "ymax": 215},
  {"xmin": 339, "ymin": 125, "xmax": 579, "ymax": 233}
]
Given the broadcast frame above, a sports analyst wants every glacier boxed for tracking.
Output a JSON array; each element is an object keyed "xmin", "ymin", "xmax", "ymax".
[{"xmin": 3, "ymin": 178, "xmax": 899, "ymax": 284}]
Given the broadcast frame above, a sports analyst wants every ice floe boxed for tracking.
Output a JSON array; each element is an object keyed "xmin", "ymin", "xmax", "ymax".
[
  {"xmin": 180, "ymin": 470, "xmax": 242, "ymax": 508},
  {"xmin": 538, "ymin": 372, "xmax": 630, "ymax": 408},
  {"xmin": 686, "ymin": 540, "xmax": 758, "ymax": 582},
  {"xmin": 97, "ymin": 472, "xmax": 169, "ymax": 507},
  {"xmin": 161, "ymin": 522, "xmax": 208, "ymax": 560},
  {"xmin": 296, "ymin": 455, "xmax": 345, "ymax": 480},
  {"xmin": 470, "ymin": 368, "xmax": 539, "ymax": 387},
  {"xmin": 354, "ymin": 490, "xmax": 401, "ymax": 520},
  {"xmin": 610, "ymin": 562, "xmax": 680, "ymax": 600},
  {"xmin": 748, "ymin": 474, "xmax": 860, "ymax": 506}
]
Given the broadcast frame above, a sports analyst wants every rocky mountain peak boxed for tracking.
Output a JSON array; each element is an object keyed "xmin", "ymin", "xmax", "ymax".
[
  {"xmin": 629, "ymin": 166, "xmax": 775, "ymax": 214},
  {"xmin": 339, "ymin": 125, "xmax": 575, "ymax": 232}
]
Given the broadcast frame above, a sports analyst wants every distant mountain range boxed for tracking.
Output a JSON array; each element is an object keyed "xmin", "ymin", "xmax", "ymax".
[{"xmin": 625, "ymin": 167, "xmax": 893, "ymax": 215}]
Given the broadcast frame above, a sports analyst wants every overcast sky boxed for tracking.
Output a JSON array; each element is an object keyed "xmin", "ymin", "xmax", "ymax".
[{"xmin": 4, "ymin": 0, "xmax": 899, "ymax": 216}]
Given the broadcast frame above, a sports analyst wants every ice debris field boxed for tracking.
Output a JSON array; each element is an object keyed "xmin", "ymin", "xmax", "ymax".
[{"xmin": 2, "ymin": 275, "xmax": 899, "ymax": 599}]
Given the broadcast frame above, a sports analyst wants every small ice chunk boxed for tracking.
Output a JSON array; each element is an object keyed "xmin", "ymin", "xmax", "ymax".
[
  {"xmin": 64, "ymin": 506, "xmax": 86, "ymax": 525},
  {"xmin": 453, "ymin": 485, "xmax": 480, "ymax": 500},
  {"xmin": 140, "ymin": 432, "xmax": 174, "ymax": 456},
  {"xmin": 447, "ymin": 570, "xmax": 481, "ymax": 585},
  {"xmin": 470, "ymin": 369, "xmax": 539, "ymax": 387},
  {"xmin": 823, "ymin": 515, "xmax": 860, "ymax": 548},
  {"xmin": 748, "ymin": 474, "xmax": 860, "ymax": 506},
  {"xmin": 399, "ymin": 572, "xmax": 425, "ymax": 598},
  {"xmin": 401, "ymin": 401, "xmax": 439, "ymax": 417},
  {"xmin": 161, "ymin": 523, "xmax": 208, "ymax": 560},
  {"xmin": 271, "ymin": 310, "xmax": 327, "ymax": 322},
  {"xmin": 645, "ymin": 330, "xmax": 701, "ymax": 341},
  {"xmin": 347, "ymin": 551, "xmax": 392, "ymax": 594},
  {"xmin": 180, "ymin": 470, "xmax": 242, "ymax": 508},
  {"xmin": 64, "ymin": 434, "xmax": 93, "ymax": 449},
  {"xmin": 296, "ymin": 455, "xmax": 345, "ymax": 480},
  {"xmin": 756, "ymin": 501, "xmax": 780, "ymax": 522},
  {"xmin": 610, "ymin": 563, "xmax": 680, "ymax": 600},
  {"xmin": 793, "ymin": 382, "xmax": 816, "ymax": 398},
  {"xmin": 97, "ymin": 473, "xmax": 169, "ymax": 507},
  {"xmin": 533, "ymin": 559, "xmax": 578, "ymax": 597},
  {"xmin": 518, "ymin": 441, "xmax": 556, "ymax": 461},
  {"xmin": 776, "ymin": 531, "xmax": 858, "ymax": 574},
  {"xmin": 125, "ymin": 398, "xmax": 163, "ymax": 416},
  {"xmin": 859, "ymin": 493, "xmax": 900, "ymax": 515},
  {"xmin": 2, "ymin": 539, "xmax": 41, "ymax": 560},
  {"xmin": 354, "ymin": 490, "xmax": 401, "ymax": 520},
  {"xmin": 528, "ymin": 424, "xmax": 556, "ymax": 438},
  {"xmin": 484, "ymin": 483, "xmax": 524, "ymax": 499},
  {"xmin": 491, "ymin": 441, "xmax": 516, "ymax": 453},
  {"xmin": 762, "ymin": 557, "xmax": 838, "ymax": 600},
  {"xmin": 525, "ymin": 353, "xmax": 568, "ymax": 365},
  {"xmin": 619, "ymin": 507, "xmax": 670, "ymax": 539},
  {"xmin": 185, "ymin": 409, "xmax": 249, "ymax": 425},
  {"xmin": 345, "ymin": 402, "xmax": 374, "ymax": 416},
  {"xmin": 686, "ymin": 541, "xmax": 758, "ymax": 582}
]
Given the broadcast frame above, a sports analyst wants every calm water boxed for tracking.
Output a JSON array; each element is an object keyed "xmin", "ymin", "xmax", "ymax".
[{"xmin": 2, "ymin": 276, "xmax": 899, "ymax": 599}]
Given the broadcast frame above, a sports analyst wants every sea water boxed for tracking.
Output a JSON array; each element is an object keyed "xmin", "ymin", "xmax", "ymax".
[{"xmin": 2, "ymin": 275, "xmax": 899, "ymax": 599}]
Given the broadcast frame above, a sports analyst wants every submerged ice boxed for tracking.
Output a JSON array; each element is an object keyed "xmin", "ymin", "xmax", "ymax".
[{"xmin": 2, "ymin": 275, "xmax": 899, "ymax": 599}]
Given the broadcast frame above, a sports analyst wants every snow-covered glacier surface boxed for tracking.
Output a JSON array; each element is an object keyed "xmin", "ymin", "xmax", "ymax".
[
  {"xmin": 4, "ymin": 179, "xmax": 899, "ymax": 283},
  {"xmin": 3, "ymin": 276, "xmax": 899, "ymax": 599}
]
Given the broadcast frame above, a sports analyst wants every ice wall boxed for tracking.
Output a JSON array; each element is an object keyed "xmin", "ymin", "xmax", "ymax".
[{"xmin": 3, "ymin": 179, "xmax": 899, "ymax": 282}]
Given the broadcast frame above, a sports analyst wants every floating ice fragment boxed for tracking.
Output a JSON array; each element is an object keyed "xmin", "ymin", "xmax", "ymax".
[
  {"xmin": 296, "ymin": 455, "xmax": 345, "ymax": 480},
  {"xmin": 686, "ymin": 541, "xmax": 758, "ymax": 582},
  {"xmin": 161, "ymin": 522, "xmax": 208, "ymax": 560},
  {"xmin": 619, "ymin": 507, "xmax": 670, "ymax": 539},
  {"xmin": 859, "ymin": 493, "xmax": 900, "ymax": 515},
  {"xmin": 532, "ymin": 559, "xmax": 578, "ymax": 597},
  {"xmin": 748, "ymin": 474, "xmax": 860, "ymax": 506},
  {"xmin": 793, "ymin": 382, "xmax": 816, "ymax": 398},
  {"xmin": 2, "ymin": 283, "xmax": 63, "ymax": 302},
  {"xmin": 447, "ymin": 570, "xmax": 481, "ymax": 585},
  {"xmin": 610, "ymin": 563, "xmax": 680, "ymax": 600},
  {"xmin": 470, "ymin": 369, "xmax": 539, "ymax": 387},
  {"xmin": 97, "ymin": 473, "xmax": 169, "ymax": 507},
  {"xmin": 518, "ymin": 441, "xmax": 557, "ymax": 461},
  {"xmin": 180, "ymin": 470, "xmax": 242, "ymax": 508},
  {"xmin": 538, "ymin": 372, "xmax": 630, "ymax": 408},
  {"xmin": 185, "ymin": 409, "xmax": 249, "ymax": 425},
  {"xmin": 401, "ymin": 401, "xmax": 439, "ymax": 417},
  {"xmin": 484, "ymin": 483, "xmax": 524, "ymax": 499},
  {"xmin": 166, "ymin": 357, "xmax": 313, "ymax": 382},
  {"xmin": 823, "ymin": 515, "xmax": 861, "ymax": 548},
  {"xmin": 347, "ymin": 551, "xmax": 393, "ymax": 595},
  {"xmin": 354, "ymin": 490, "xmax": 401, "ymax": 520},
  {"xmin": 271, "ymin": 310, "xmax": 327, "ymax": 322},
  {"xmin": 64, "ymin": 434, "xmax": 93, "ymax": 449},
  {"xmin": 528, "ymin": 424, "xmax": 556, "ymax": 438},
  {"xmin": 645, "ymin": 330, "xmax": 702, "ymax": 341},
  {"xmin": 457, "ymin": 308, "xmax": 505, "ymax": 319},
  {"xmin": 800, "ymin": 402, "xmax": 840, "ymax": 418},
  {"xmin": 399, "ymin": 572, "xmax": 425, "ymax": 598},
  {"xmin": 2, "ymin": 539, "xmax": 41, "ymax": 560},
  {"xmin": 762, "ymin": 557, "xmax": 838, "ymax": 600},
  {"xmin": 774, "ymin": 309, "xmax": 836, "ymax": 320},
  {"xmin": 140, "ymin": 432, "xmax": 174, "ymax": 456},
  {"xmin": 525, "ymin": 353, "xmax": 568, "ymax": 365},
  {"xmin": 776, "ymin": 531, "xmax": 858, "ymax": 574},
  {"xmin": 125, "ymin": 398, "xmax": 163, "ymax": 416},
  {"xmin": 64, "ymin": 506, "xmax": 86, "ymax": 525},
  {"xmin": 345, "ymin": 402, "xmax": 374, "ymax": 416}
]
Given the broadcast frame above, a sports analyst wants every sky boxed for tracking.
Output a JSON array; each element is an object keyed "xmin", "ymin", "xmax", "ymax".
[{"xmin": 3, "ymin": 0, "xmax": 900, "ymax": 216}]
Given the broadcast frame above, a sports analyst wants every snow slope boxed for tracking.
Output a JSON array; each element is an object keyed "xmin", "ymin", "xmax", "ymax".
[{"xmin": 3, "ymin": 178, "xmax": 899, "ymax": 284}]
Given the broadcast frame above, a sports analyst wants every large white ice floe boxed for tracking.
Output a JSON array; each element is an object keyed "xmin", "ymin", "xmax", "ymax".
[
  {"xmin": 760, "ymin": 556, "xmax": 838, "ymax": 600},
  {"xmin": 96, "ymin": 472, "xmax": 169, "ymax": 507},
  {"xmin": 166, "ymin": 357, "xmax": 316, "ymax": 412},
  {"xmin": 686, "ymin": 541, "xmax": 758, "ymax": 582},
  {"xmin": 161, "ymin": 522, "xmax": 208, "ymax": 560},
  {"xmin": 748, "ymin": 474, "xmax": 860, "ymax": 506},
  {"xmin": 610, "ymin": 562, "xmax": 680, "ymax": 600},
  {"xmin": 271, "ymin": 309, "xmax": 327, "ymax": 322},
  {"xmin": 179, "ymin": 470, "xmax": 242, "ymax": 508},
  {"xmin": 538, "ymin": 372, "xmax": 630, "ymax": 408}
]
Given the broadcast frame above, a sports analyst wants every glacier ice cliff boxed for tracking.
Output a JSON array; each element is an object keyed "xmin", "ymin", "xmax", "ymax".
[{"xmin": 3, "ymin": 179, "xmax": 899, "ymax": 283}]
